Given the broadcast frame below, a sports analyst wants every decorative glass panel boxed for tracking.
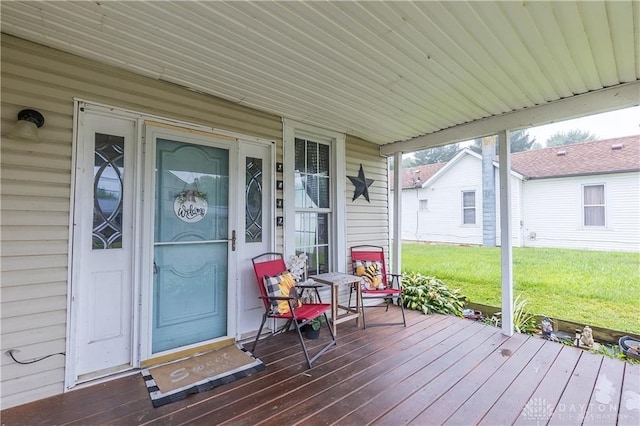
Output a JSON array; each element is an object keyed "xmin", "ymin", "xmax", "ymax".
[
  {"xmin": 245, "ymin": 157, "xmax": 263, "ymax": 242},
  {"xmin": 93, "ymin": 133, "xmax": 125, "ymax": 249}
]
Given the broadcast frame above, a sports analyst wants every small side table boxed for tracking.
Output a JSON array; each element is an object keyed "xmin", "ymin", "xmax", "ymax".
[{"xmin": 309, "ymin": 272, "xmax": 361, "ymax": 336}]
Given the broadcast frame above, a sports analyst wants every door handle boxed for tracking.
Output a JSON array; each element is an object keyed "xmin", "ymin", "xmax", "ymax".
[{"xmin": 229, "ymin": 230, "xmax": 236, "ymax": 251}]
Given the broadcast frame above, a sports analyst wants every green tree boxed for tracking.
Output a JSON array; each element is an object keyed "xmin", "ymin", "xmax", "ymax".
[
  {"xmin": 510, "ymin": 130, "xmax": 541, "ymax": 153},
  {"xmin": 546, "ymin": 129, "xmax": 597, "ymax": 147},
  {"xmin": 468, "ymin": 130, "xmax": 540, "ymax": 154},
  {"xmin": 405, "ymin": 143, "xmax": 461, "ymax": 166}
]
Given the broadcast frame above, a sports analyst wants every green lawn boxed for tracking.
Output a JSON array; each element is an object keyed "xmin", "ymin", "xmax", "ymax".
[{"xmin": 402, "ymin": 243, "xmax": 640, "ymax": 334}]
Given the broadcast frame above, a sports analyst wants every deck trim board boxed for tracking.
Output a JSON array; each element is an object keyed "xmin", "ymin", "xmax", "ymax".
[{"xmin": 1, "ymin": 309, "xmax": 637, "ymax": 426}]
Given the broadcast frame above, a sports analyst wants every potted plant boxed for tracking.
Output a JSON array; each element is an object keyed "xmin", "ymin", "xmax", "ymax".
[{"xmin": 304, "ymin": 316, "xmax": 324, "ymax": 339}]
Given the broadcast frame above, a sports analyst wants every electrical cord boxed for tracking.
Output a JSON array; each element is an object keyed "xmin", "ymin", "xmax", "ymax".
[{"xmin": 5, "ymin": 349, "xmax": 65, "ymax": 365}]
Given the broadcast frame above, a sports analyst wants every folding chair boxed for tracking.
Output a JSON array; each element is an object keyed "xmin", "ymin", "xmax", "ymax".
[
  {"xmin": 350, "ymin": 245, "xmax": 406, "ymax": 328},
  {"xmin": 251, "ymin": 252, "xmax": 336, "ymax": 368}
]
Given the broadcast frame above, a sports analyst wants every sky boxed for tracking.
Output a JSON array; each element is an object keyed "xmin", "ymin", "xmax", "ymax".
[{"xmin": 524, "ymin": 105, "xmax": 640, "ymax": 146}]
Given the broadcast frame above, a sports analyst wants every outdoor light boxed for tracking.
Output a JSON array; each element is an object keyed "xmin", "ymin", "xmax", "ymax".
[
  {"xmin": 575, "ymin": 328, "xmax": 582, "ymax": 347},
  {"xmin": 10, "ymin": 109, "xmax": 45, "ymax": 143}
]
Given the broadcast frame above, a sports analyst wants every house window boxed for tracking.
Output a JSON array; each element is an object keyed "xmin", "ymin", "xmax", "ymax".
[
  {"xmin": 462, "ymin": 191, "xmax": 476, "ymax": 225},
  {"xmin": 583, "ymin": 184, "xmax": 605, "ymax": 226},
  {"xmin": 419, "ymin": 199, "xmax": 428, "ymax": 211},
  {"xmin": 294, "ymin": 137, "xmax": 331, "ymax": 274}
]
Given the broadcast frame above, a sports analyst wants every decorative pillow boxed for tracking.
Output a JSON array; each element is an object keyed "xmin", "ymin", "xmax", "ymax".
[
  {"xmin": 263, "ymin": 272, "xmax": 302, "ymax": 315},
  {"xmin": 352, "ymin": 260, "xmax": 385, "ymax": 290}
]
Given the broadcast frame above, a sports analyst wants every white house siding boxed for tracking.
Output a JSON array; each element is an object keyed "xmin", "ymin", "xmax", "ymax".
[
  {"xmin": 521, "ymin": 172, "xmax": 640, "ymax": 252},
  {"xmin": 414, "ymin": 155, "xmax": 483, "ymax": 244},
  {"xmin": 1, "ymin": 35, "xmax": 389, "ymax": 409},
  {"xmin": 494, "ymin": 168, "xmax": 524, "ymax": 248},
  {"xmin": 397, "ymin": 154, "xmax": 522, "ymax": 247}
]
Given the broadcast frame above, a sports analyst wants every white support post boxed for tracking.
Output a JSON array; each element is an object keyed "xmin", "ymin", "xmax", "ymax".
[
  {"xmin": 498, "ymin": 129, "xmax": 514, "ymax": 336},
  {"xmin": 392, "ymin": 152, "xmax": 403, "ymax": 275}
]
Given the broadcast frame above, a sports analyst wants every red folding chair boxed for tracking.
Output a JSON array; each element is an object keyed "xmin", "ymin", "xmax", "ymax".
[
  {"xmin": 350, "ymin": 245, "xmax": 406, "ymax": 328},
  {"xmin": 251, "ymin": 252, "xmax": 336, "ymax": 368}
]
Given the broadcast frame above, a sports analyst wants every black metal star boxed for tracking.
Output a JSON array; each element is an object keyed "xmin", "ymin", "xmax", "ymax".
[{"xmin": 348, "ymin": 164, "xmax": 375, "ymax": 202}]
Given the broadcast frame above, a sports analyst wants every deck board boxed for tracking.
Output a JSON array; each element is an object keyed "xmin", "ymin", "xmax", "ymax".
[{"xmin": 1, "ymin": 308, "xmax": 637, "ymax": 426}]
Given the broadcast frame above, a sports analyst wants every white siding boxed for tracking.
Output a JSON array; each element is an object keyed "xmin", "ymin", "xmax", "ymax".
[
  {"xmin": 522, "ymin": 172, "xmax": 640, "ymax": 251},
  {"xmin": 494, "ymin": 168, "xmax": 524, "ymax": 247},
  {"xmin": 1, "ymin": 35, "xmax": 390, "ymax": 409},
  {"xmin": 397, "ymin": 154, "xmax": 521, "ymax": 246}
]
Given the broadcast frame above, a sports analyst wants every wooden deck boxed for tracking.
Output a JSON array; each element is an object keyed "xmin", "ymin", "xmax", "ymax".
[{"xmin": 3, "ymin": 308, "xmax": 639, "ymax": 425}]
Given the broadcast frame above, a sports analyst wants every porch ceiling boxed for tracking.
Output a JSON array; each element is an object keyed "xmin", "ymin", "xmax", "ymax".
[{"xmin": 1, "ymin": 1, "xmax": 639, "ymax": 150}]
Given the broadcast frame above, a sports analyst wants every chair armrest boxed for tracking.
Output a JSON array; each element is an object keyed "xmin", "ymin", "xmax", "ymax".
[{"xmin": 258, "ymin": 295, "xmax": 296, "ymax": 301}]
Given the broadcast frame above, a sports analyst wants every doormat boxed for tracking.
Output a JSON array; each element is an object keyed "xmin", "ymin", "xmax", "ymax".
[{"xmin": 141, "ymin": 344, "xmax": 265, "ymax": 408}]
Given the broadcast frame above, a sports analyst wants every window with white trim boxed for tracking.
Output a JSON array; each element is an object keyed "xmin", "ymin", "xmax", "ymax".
[
  {"xmin": 583, "ymin": 184, "xmax": 605, "ymax": 226},
  {"xmin": 419, "ymin": 199, "xmax": 428, "ymax": 211},
  {"xmin": 462, "ymin": 191, "xmax": 476, "ymax": 225},
  {"xmin": 283, "ymin": 120, "xmax": 346, "ymax": 276},
  {"xmin": 294, "ymin": 137, "xmax": 331, "ymax": 274}
]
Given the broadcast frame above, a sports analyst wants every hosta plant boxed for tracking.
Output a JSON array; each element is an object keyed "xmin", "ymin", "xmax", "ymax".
[{"xmin": 401, "ymin": 272, "xmax": 467, "ymax": 316}]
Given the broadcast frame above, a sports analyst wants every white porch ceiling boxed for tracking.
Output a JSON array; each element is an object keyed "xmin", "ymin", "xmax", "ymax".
[{"xmin": 1, "ymin": 1, "xmax": 639, "ymax": 150}]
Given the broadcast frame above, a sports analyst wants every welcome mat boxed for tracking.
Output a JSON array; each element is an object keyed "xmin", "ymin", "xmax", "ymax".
[{"xmin": 141, "ymin": 344, "xmax": 265, "ymax": 407}]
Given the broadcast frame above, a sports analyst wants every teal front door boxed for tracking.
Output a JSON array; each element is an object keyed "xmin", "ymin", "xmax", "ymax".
[{"xmin": 152, "ymin": 137, "xmax": 231, "ymax": 353}]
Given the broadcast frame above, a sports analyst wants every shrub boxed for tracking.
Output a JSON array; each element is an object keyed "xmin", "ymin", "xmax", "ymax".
[
  {"xmin": 401, "ymin": 272, "xmax": 467, "ymax": 316},
  {"xmin": 482, "ymin": 294, "xmax": 538, "ymax": 334}
]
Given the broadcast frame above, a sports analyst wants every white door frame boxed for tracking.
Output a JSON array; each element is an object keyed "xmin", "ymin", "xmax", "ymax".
[
  {"xmin": 66, "ymin": 102, "xmax": 144, "ymax": 389},
  {"xmin": 67, "ymin": 100, "xmax": 276, "ymax": 387}
]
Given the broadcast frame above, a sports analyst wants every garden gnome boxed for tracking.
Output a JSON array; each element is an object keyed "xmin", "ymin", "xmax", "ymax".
[
  {"xmin": 541, "ymin": 317, "xmax": 553, "ymax": 339},
  {"xmin": 580, "ymin": 326, "xmax": 595, "ymax": 348}
]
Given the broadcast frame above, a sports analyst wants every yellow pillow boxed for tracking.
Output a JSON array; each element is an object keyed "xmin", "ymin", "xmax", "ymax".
[
  {"xmin": 263, "ymin": 272, "xmax": 302, "ymax": 315},
  {"xmin": 353, "ymin": 260, "xmax": 385, "ymax": 290}
]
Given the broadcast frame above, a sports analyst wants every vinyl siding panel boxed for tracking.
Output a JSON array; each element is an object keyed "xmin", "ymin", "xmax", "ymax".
[
  {"xmin": 0, "ymin": 34, "xmax": 282, "ymax": 409},
  {"xmin": 522, "ymin": 172, "xmax": 640, "ymax": 251},
  {"xmin": 1, "ymin": 35, "xmax": 389, "ymax": 409},
  {"xmin": 345, "ymin": 135, "xmax": 390, "ymax": 257}
]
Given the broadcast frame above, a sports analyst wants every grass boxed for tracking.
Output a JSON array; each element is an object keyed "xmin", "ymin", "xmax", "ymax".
[{"xmin": 402, "ymin": 243, "xmax": 640, "ymax": 334}]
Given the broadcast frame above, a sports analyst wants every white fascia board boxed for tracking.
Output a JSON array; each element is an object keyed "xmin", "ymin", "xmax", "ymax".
[{"xmin": 380, "ymin": 81, "xmax": 640, "ymax": 156}]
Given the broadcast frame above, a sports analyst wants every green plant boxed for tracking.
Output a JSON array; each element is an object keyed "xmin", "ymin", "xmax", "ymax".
[
  {"xmin": 481, "ymin": 294, "xmax": 538, "ymax": 334},
  {"xmin": 308, "ymin": 316, "xmax": 325, "ymax": 331},
  {"xmin": 401, "ymin": 273, "xmax": 467, "ymax": 316},
  {"xmin": 590, "ymin": 344, "xmax": 640, "ymax": 364}
]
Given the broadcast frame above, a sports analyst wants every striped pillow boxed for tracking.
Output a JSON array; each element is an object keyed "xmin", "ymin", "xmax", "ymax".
[
  {"xmin": 353, "ymin": 260, "xmax": 385, "ymax": 290},
  {"xmin": 263, "ymin": 272, "xmax": 302, "ymax": 315}
]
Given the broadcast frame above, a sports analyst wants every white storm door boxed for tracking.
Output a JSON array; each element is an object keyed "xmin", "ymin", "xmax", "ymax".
[
  {"xmin": 72, "ymin": 111, "xmax": 136, "ymax": 382},
  {"xmin": 146, "ymin": 127, "xmax": 238, "ymax": 354},
  {"xmin": 237, "ymin": 141, "xmax": 274, "ymax": 338}
]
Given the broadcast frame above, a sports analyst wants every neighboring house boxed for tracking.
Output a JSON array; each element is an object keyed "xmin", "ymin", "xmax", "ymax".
[{"xmin": 394, "ymin": 136, "xmax": 640, "ymax": 252}]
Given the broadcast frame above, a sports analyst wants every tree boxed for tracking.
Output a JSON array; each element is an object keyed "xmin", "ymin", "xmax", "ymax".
[
  {"xmin": 468, "ymin": 130, "xmax": 540, "ymax": 154},
  {"xmin": 405, "ymin": 144, "xmax": 461, "ymax": 166},
  {"xmin": 510, "ymin": 130, "xmax": 541, "ymax": 153},
  {"xmin": 546, "ymin": 129, "xmax": 597, "ymax": 147}
]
